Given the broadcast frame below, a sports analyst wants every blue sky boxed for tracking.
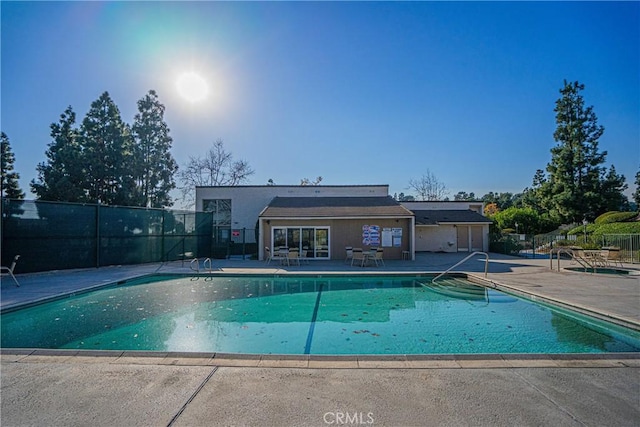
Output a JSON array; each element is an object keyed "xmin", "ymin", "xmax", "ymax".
[{"xmin": 2, "ymin": 1, "xmax": 639, "ymax": 206}]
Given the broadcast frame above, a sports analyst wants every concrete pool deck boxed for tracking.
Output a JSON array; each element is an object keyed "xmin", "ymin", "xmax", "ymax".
[{"xmin": 1, "ymin": 252, "xmax": 639, "ymax": 426}]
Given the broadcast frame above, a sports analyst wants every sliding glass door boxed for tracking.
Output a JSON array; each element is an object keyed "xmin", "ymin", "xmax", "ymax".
[{"xmin": 272, "ymin": 226, "xmax": 330, "ymax": 259}]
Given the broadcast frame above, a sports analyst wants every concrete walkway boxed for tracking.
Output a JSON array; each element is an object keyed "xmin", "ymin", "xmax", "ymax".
[{"xmin": 2, "ymin": 253, "xmax": 639, "ymax": 426}]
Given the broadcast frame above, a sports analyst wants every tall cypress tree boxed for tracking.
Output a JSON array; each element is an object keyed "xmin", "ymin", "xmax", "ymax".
[
  {"xmin": 540, "ymin": 81, "xmax": 626, "ymax": 223},
  {"xmin": 131, "ymin": 90, "xmax": 178, "ymax": 208},
  {"xmin": 0, "ymin": 132, "xmax": 25, "ymax": 199},
  {"xmin": 31, "ymin": 106, "xmax": 87, "ymax": 202},
  {"xmin": 79, "ymin": 92, "xmax": 135, "ymax": 205}
]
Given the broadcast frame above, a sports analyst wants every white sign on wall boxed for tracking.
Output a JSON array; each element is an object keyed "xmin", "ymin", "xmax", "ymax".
[{"xmin": 381, "ymin": 228, "xmax": 392, "ymax": 247}]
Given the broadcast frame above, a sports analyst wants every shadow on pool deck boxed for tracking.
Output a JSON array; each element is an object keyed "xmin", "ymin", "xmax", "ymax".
[{"xmin": 2, "ymin": 252, "xmax": 639, "ymax": 426}]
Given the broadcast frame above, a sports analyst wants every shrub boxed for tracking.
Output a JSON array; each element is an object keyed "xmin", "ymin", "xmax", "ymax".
[
  {"xmin": 591, "ymin": 222, "xmax": 640, "ymax": 236},
  {"xmin": 567, "ymin": 223, "xmax": 598, "ymax": 235},
  {"xmin": 489, "ymin": 235, "xmax": 522, "ymax": 255},
  {"xmin": 595, "ymin": 211, "xmax": 638, "ymax": 225}
]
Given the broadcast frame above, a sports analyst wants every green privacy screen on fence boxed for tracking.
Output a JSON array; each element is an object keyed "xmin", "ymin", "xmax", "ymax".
[{"xmin": 1, "ymin": 199, "xmax": 214, "ymax": 273}]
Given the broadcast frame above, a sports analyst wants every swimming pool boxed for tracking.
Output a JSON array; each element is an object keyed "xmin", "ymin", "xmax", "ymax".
[{"xmin": 2, "ymin": 274, "xmax": 639, "ymax": 355}]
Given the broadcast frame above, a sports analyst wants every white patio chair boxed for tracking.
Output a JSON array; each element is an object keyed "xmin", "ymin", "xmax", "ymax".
[
  {"xmin": 371, "ymin": 248, "xmax": 385, "ymax": 267},
  {"xmin": 345, "ymin": 246, "xmax": 353, "ymax": 264},
  {"xmin": 351, "ymin": 248, "xmax": 366, "ymax": 267},
  {"xmin": 1, "ymin": 255, "xmax": 21, "ymax": 287},
  {"xmin": 288, "ymin": 249, "xmax": 300, "ymax": 266},
  {"xmin": 278, "ymin": 247, "xmax": 290, "ymax": 266}
]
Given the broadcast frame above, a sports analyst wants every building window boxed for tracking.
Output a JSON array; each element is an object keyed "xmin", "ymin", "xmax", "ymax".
[
  {"xmin": 272, "ymin": 226, "xmax": 330, "ymax": 259},
  {"xmin": 202, "ymin": 199, "xmax": 231, "ymax": 225}
]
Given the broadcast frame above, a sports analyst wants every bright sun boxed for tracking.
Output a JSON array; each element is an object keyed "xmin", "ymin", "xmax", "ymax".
[{"xmin": 176, "ymin": 72, "xmax": 209, "ymax": 103}]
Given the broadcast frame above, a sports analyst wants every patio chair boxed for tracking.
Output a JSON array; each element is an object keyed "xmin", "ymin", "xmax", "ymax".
[
  {"xmin": 351, "ymin": 248, "xmax": 367, "ymax": 267},
  {"xmin": 300, "ymin": 247, "xmax": 310, "ymax": 264},
  {"xmin": 605, "ymin": 248, "xmax": 624, "ymax": 267},
  {"xmin": 265, "ymin": 247, "xmax": 280, "ymax": 265},
  {"xmin": 278, "ymin": 247, "xmax": 290, "ymax": 266},
  {"xmin": 345, "ymin": 246, "xmax": 353, "ymax": 264},
  {"xmin": 288, "ymin": 249, "xmax": 300, "ymax": 266},
  {"xmin": 1, "ymin": 255, "xmax": 20, "ymax": 287},
  {"xmin": 371, "ymin": 248, "xmax": 385, "ymax": 267}
]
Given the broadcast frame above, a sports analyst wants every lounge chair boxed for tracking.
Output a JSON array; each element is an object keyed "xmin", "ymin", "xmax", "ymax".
[{"xmin": 1, "ymin": 255, "xmax": 20, "ymax": 287}]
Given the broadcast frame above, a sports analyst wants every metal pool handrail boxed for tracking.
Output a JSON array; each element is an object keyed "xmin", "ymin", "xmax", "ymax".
[
  {"xmin": 549, "ymin": 247, "xmax": 595, "ymax": 272},
  {"xmin": 549, "ymin": 248, "xmax": 574, "ymax": 271},
  {"xmin": 432, "ymin": 251, "xmax": 489, "ymax": 283},
  {"xmin": 190, "ymin": 258, "xmax": 200, "ymax": 273},
  {"xmin": 189, "ymin": 257, "xmax": 213, "ymax": 274}
]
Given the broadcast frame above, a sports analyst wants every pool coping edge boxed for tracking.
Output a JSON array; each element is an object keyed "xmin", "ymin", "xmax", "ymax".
[{"xmin": 2, "ymin": 349, "xmax": 639, "ymax": 369}]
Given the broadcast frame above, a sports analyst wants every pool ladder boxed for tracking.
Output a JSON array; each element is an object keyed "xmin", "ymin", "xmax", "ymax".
[
  {"xmin": 432, "ymin": 251, "xmax": 489, "ymax": 283},
  {"xmin": 190, "ymin": 257, "xmax": 214, "ymax": 273}
]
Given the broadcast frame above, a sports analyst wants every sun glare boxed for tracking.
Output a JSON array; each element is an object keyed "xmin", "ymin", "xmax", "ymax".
[{"xmin": 176, "ymin": 72, "xmax": 209, "ymax": 103}]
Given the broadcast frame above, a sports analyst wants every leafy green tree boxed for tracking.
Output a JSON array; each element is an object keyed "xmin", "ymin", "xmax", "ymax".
[
  {"xmin": 454, "ymin": 191, "xmax": 476, "ymax": 201},
  {"xmin": 481, "ymin": 192, "xmax": 517, "ymax": 210},
  {"xmin": 31, "ymin": 107, "xmax": 87, "ymax": 202},
  {"xmin": 492, "ymin": 207, "xmax": 541, "ymax": 235},
  {"xmin": 536, "ymin": 81, "xmax": 626, "ymax": 223},
  {"xmin": 0, "ymin": 132, "xmax": 25, "ymax": 199},
  {"xmin": 394, "ymin": 192, "xmax": 415, "ymax": 202},
  {"xmin": 131, "ymin": 90, "xmax": 178, "ymax": 208},
  {"xmin": 79, "ymin": 92, "xmax": 136, "ymax": 205}
]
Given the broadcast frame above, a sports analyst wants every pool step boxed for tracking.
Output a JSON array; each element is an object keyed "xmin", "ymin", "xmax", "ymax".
[
  {"xmin": 418, "ymin": 278, "xmax": 487, "ymax": 300},
  {"xmin": 419, "ymin": 278, "xmax": 516, "ymax": 303}
]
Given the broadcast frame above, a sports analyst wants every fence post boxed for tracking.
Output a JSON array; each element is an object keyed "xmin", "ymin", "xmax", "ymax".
[
  {"xmin": 242, "ymin": 227, "xmax": 246, "ymax": 259},
  {"xmin": 532, "ymin": 235, "xmax": 535, "ymax": 258},
  {"xmin": 95, "ymin": 203, "xmax": 101, "ymax": 268},
  {"xmin": 161, "ymin": 210, "xmax": 166, "ymax": 263}
]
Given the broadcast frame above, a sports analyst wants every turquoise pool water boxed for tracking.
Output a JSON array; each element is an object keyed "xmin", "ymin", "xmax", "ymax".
[{"xmin": 2, "ymin": 274, "xmax": 639, "ymax": 355}]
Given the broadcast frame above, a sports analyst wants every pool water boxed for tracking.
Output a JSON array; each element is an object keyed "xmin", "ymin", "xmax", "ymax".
[{"xmin": 2, "ymin": 275, "xmax": 639, "ymax": 355}]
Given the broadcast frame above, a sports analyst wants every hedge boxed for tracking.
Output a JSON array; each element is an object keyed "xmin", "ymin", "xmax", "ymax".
[
  {"xmin": 594, "ymin": 211, "xmax": 639, "ymax": 225},
  {"xmin": 591, "ymin": 222, "xmax": 640, "ymax": 236}
]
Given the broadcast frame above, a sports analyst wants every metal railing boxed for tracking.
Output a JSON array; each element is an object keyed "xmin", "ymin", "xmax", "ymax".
[
  {"xmin": 432, "ymin": 251, "xmax": 489, "ymax": 283},
  {"xmin": 188, "ymin": 257, "xmax": 214, "ymax": 274}
]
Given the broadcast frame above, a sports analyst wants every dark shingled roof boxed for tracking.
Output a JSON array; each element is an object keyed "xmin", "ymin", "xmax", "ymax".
[
  {"xmin": 412, "ymin": 209, "xmax": 492, "ymax": 225},
  {"xmin": 260, "ymin": 196, "xmax": 414, "ymax": 218}
]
